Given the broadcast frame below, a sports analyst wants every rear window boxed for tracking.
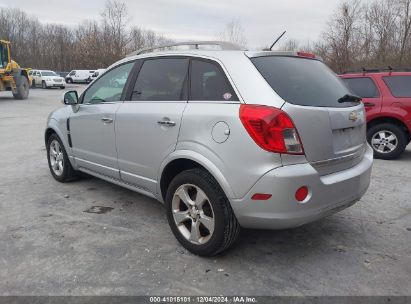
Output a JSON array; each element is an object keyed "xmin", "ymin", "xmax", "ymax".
[
  {"xmin": 383, "ymin": 76, "xmax": 411, "ymax": 97},
  {"xmin": 251, "ymin": 56, "xmax": 356, "ymax": 107},
  {"xmin": 342, "ymin": 77, "xmax": 380, "ymax": 98}
]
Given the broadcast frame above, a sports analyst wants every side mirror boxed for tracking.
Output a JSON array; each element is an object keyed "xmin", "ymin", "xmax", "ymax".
[{"xmin": 62, "ymin": 90, "xmax": 79, "ymax": 105}]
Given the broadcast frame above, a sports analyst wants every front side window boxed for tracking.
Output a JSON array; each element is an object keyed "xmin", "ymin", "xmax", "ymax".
[
  {"xmin": 383, "ymin": 76, "xmax": 411, "ymax": 98},
  {"xmin": 190, "ymin": 59, "xmax": 238, "ymax": 101},
  {"xmin": 0, "ymin": 44, "xmax": 8, "ymax": 68},
  {"xmin": 83, "ymin": 62, "xmax": 134, "ymax": 104},
  {"xmin": 342, "ymin": 77, "xmax": 380, "ymax": 98},
  {"xmin": 131, "ymin": 58, "xmax": 188, "ymax": 101},
  {"xmin": 69, "ymin": 71, "xmax": 76, "ymax": 76},
  {"xmin": 42, "ymin": 71, "xmax": 58, "ymax": 77}
]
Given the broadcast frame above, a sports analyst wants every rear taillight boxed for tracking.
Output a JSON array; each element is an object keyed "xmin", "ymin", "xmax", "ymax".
[
  {"xmin": 297, "ymin": 51, "xmax": 316, "ymax": 59},
  {"xmin": 239, "ymin": 104, "xmax": 304, "ymax": 155}
]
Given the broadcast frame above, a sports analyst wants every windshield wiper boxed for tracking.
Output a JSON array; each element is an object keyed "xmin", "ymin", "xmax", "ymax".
[{"xmin": 338, "ymin": 94, "xmax": 362, "ymax": 104}]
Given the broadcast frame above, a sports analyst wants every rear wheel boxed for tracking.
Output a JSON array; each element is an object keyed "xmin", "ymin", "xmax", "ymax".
[
  {"xmin": 165, "ymin": 168, "xmax": 240, "ymax": 256},
  {"xmin": 47, "ymin": 133, "xmax": 78, "ymax": 182},
  {"xmin": 367, "ymin": 123, "xmax": 407, "ymax": 160},
  {"xmin": 12, "ymin": 77, "xmax": 29, "ymax": 100}
]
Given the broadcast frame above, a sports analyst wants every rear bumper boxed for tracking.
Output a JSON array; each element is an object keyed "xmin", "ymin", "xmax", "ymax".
[{"xmin": 230, "ymin": 144, "xmax": 373, "ymax": 229}]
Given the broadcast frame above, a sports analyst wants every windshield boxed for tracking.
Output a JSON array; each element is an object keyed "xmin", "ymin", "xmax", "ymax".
[
  {"xmin": 251, "ymin": 56, "xmax": 358, "ymax": 108},
  {"xmin": 42, "ymin": 71, "xmax": 58, "ymax": 77}
]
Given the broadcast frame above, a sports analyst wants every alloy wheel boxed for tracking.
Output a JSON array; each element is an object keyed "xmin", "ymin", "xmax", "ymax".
[
  {"xmin": 371, "ymin": 130, "xmax": 398, "ymax": 154},
  {"xmin": 171, "ymin": 184, "xmax": 215, "ymax": 245},
  {"xmin": 49, "ymin": 140, "xmax": 64, "ymax": 176}
]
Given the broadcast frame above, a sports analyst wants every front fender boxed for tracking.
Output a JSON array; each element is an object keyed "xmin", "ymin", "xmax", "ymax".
[
  {"xmin": 157, "ymin": 149, "xmax": 236, "ymax": 201},
  {"xmin": 45, "ymin": 118, "xmax": 76, "ymax": 168}
]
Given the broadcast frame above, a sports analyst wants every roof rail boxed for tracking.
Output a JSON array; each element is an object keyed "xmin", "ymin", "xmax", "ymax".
[
  {"xmin": 342, "ymin": 67, "xmax": 411, "ymax": 74},
  {"xmin": 127, "ymin": 41, "xmax": 244, "ymax": 57}
]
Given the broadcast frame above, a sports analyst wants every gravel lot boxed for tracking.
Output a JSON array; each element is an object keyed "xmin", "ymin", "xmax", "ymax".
[{"xmin": 0, "ymin": 87, "xmax": 410, "ymax": 296}]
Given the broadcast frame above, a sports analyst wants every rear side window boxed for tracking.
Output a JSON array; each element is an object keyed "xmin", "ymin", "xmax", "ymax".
[
  {"xmin": 383, "ymin": 76, "xmax": 411, "ymax": 97},
  {"xmin": 251, "ymin": 56, "xmax": 355, "ymax": 107},
  {"xmin": 190, "ymin": 59, "xmax": 238, "ymax": 101},
  {"xmin": 132, "ymin": 58, "xmax": 188, "ymax": 101},
  {"xmin": 342, "ymin": 77, "xmax": 380, "ymax": 98}
]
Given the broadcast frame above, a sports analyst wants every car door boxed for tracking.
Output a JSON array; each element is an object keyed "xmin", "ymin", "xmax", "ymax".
[
  {"xmin": 34, "ymin": 71, "xmax": 41, "ymax": 86},
  {"xmin": 115, "ymin": 57, "xmax": 189, "ymax": 194},
  {"xmin": 69, "ymin": 61, "xmax": 135, "ymax": 179},
  {"xmin": 341, "ymin": 76, "xmax": 382, "ymax": 117}
]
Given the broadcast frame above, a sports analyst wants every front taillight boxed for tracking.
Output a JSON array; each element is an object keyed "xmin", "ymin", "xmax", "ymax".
[{"xmin": 239, "ymin": 104, "xmax": 304, "ymax": 155}]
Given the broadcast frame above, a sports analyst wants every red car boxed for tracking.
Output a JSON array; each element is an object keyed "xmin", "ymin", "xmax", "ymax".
[{"xmin": 339, "ymin": 70, "xmax": 411, "ymax": 159}]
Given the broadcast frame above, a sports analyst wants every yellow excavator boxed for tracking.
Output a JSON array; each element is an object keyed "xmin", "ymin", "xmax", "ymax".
[{"xmin": 0, "ymin": 40, "xmax": 30, "ymax": 99}]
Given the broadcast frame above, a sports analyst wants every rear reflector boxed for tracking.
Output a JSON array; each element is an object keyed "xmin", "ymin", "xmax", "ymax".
[
  {"xmin": 239, "ymin": 104, "xmax": 304, "ymax": 154},
  {"xmin": 297, "ymin": 51, "xmax": 316, "ymax": 59},
  {"xmin": 295, "ymin": 186, "xmax": 309, "ymax": 202},
  {"xmin": 251, "ymin": 193, "xmax": 272, "ymax": 201}
]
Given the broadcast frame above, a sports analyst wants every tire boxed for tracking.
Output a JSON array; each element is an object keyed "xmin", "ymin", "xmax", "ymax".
[
  {"xmin": 12, "ymin": 76, "xmax": 29, "ymax": 100},
  {"xmin": 31, "ymin": 80, "xmax": 36, "ymax": 88},
  {"xmin": 46, "ymin": 133, "xmax": 78, "ymax": 182},
  {"xmin": 66, "ymin": 78, "xmax": 73, "ymax": 84},
  {"xmin": 367, "ymin": 123, "xmax": 407, "ymax": 160},
  {"xmin": 60, "ymin": 86, "xmax": 65, "ymax": 90},
  {"xmin": 42, "ymin": 81, "xmax": 47, "ymax": 89},
  {"xmin": 165, "ymin": 168, "xmax": 240, "ymax": 256}
]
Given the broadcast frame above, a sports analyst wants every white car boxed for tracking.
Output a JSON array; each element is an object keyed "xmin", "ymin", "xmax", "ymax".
[
  {"xmin": 66, "ymin": 70, "xmax": 95, "ymax": 84},
  {"xmin": 29, "ymin": 70, "xmax": 66, "ymax": 89}
]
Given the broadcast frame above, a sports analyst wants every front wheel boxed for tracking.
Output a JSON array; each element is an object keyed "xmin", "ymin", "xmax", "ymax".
[
  {"xmin": 47, "ymin": 133, "xmax": 78, "ymax": 182},
  {"xmin": 165, "ymin": 168, "xmax": 240, "ymax": 256},
  {"xmin": 42, "ymin": 81, "xmax": 47, "ymax": 89},
  {"xmin": 12, "ymin": 76, "xmax": 29, "ymax": 100},
  {"xmin": 367, "ymin": 123, "xmax": 407, "ymax": 160}
]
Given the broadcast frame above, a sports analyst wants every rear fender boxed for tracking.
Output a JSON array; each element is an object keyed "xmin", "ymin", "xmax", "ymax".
[{"xmin": 157, "ymin": 150, "xmax": 236, "ymax": 202}]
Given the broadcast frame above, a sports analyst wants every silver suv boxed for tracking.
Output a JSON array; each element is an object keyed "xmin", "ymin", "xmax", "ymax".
[{"xmin": 45, "ymin": 42, "xmax": 373, "ymax": 256}]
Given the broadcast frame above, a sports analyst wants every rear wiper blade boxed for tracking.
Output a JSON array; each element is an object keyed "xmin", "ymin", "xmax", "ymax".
[{"xmin": 338, "ymin": 94, "xmax": 362, "ymax": 103}]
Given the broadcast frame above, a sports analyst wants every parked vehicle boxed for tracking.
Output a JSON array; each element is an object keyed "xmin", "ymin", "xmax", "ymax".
[
  {"xmin": 29, "ymin": 70, "xmax": 65, "ymax": 89},
  {"xmin": 0, "ymin": 40, "xmax": 30, "ymax": 99},
  {"xmin": 340, "ymin": 70, "xmax": 411, "ymax": 159},
  {"xmin": 87, "ymin": 69, "xmax": 106, "ymax": 83},
  {"xmin": 65, "ymin": 70, "xmax": 95, "ymax": 84},
  {"xmin": 45, "ymin": 42, "xmax": 373, "ymax": 256}
]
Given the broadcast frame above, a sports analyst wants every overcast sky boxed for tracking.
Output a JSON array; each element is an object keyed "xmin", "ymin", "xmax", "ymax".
[{"xmin": 0, "ymin": 0, "xmax": 341, "ymax": 48}]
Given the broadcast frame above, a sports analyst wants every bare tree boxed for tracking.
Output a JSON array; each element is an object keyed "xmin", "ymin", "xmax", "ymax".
[
  {"xmin": 322, "ymin": 0, "xmax": 363, "ymax": 73},
  {"xmin": 217, "ymin": 20, "xmax": 247, "ymax": 47},
  {"xmin": 396, "ymin": 0, "xmax": 411, "ymax": 65}
]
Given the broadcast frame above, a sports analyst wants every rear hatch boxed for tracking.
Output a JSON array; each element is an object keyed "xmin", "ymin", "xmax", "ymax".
[{"xmin": 250, "ymin": 54, "xmax": 367, "ymax": 175}]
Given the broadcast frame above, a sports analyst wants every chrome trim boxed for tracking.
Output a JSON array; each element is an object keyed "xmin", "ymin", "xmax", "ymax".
[
  {"xmin": 128, "ymin": 41, "xmax": 244, "ymax": 57},
  {"xmin": 310, "ymin": 145, "xmax": 366, "ymax": 168}
]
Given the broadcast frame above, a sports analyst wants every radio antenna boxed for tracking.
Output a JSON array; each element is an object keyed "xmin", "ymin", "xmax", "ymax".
[{"xmin": 269, "ymin": 31, "xmax": 287, "ymax": 50}]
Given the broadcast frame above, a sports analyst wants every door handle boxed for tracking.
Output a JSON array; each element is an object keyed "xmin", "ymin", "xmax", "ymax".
[
  {"xmin": 363, "ymin": 102, "xmax": 375, "ymax": 107},
  {"xmin": 157, "ymin": 120, "xmax": 176, "ymax": 127},
  {"xmin": 101, "ymin": 117, "xmax": 114, "ymax": 124}
]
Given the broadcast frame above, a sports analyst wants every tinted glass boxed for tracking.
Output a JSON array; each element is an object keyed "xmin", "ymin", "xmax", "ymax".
[
  {"xmin": 342, "ymin": 77, "xmax": 380, "ymax": 98},
  {"xmin": 190, "ymin": 59, "xmax": 238, "ymax": 101},
  {"xmin": 132, "ymin": 58, "xmax": 188, "ymax": 101},
  {"xmin": 42, "ymin": 71, "xmax": 58, "ymax": 77},
  {"xmin": 251, "ymin": 56, "xmax": 356, "ymax": 107},
  {"xmin": 83, "ymin": 62, "xmax": 134, "ymax": 104},
  {"xmin": 383, "ymin": 76, "xmax": 411, "ymax": 98}
]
